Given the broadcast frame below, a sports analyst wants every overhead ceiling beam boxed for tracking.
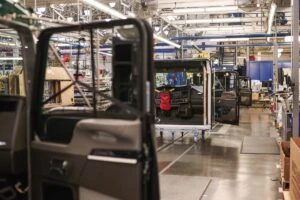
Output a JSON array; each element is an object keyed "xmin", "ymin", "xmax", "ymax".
[
  {"xmin": 156, "ymin": 15, "xmax": 192, "ymax": 35},
  {"xmin": 169, "ymin": 32, "xmax": 290, "ymax": 41},
  {"xmin": 82, "ymin": 0, "xmax": 181, "ymax": 48},
  {"xmin": 157, "ymin": 0, "xmax": 237, "ymax": 9},
  {"xmin": 184, "ymin": 25, "xmax": 264, "ymax": 32},
  {"xmin": 22, "ymin": 0, "xmax": 81, "ymax": 7},
  {"xmin": 172, "ymin": 17, "xmax": 266, "ymax": 25},
  {"xmin": 180, "ymin": 25, "xmax": 293, "ymax": 35},
  {"xmin": 200, "ymin": 30, "xmax": 266, "ymax": 36}
]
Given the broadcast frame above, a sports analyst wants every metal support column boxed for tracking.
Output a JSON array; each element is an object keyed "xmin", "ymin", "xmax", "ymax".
[
  {"xmin": 96, "ymin": 29, "xmax": 100, "ymax": 86},
  {"xmin": 235, "ymin": 46, "xmax": 238, "ymax": 66},
  {"xmin": 273, "ymin": 42, "xmax": 278, "ymax": 93},
  {"xmin": 77, "ymin": 0, "xmax": 80, "ymax": 22},
  {"xmin": 246, "ymin": 41, "xmax": 249, "ymax": 71},
  {"xmin": 180, "ymin": 41, "xmax": 184, "ymax": 59},
  {"xmin": 292, "ymin": 0, "xmax": 299, "ymax": 137}
]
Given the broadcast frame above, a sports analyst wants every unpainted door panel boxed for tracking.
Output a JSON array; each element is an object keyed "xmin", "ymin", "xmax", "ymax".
[
  {"xmin": 32, "ymin": 119, "xmax": 143, "ymax": 200},
  {"xmin": 31, "ymin": 19, "xmax": 158, "ymax": 200},
  {"xmin": 214, "ymin": 71, "xmax": 240, "ymax": 125}
]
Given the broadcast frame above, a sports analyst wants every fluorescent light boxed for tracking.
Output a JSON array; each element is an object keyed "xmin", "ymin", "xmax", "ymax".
[
  {"xmin": 83, "ymin": 0, "xmax": 127, "ymax": 19},
  {"xmin": 284, "ymin": 36, "xmax": 300, "ymax": 42},
  {"xmin": 205, "ymin": 6, "xmax": 238, "ymax": 12},
  {"xmin": 154, "ymin": 35, "xmax": 181, "ymax": 48},
  {"xmin": 186, "ymin": 19, "xmax": 212, "ymax": 24},
  {"xmin": 37, "ymin": 7, "xmax": 46, "ymax": 14},
  {"xmin": 173, "ymin": 8, "xmax": 205, "ymax": 13},
  {"xmin": 99, "ymin": 51, "xmax": 112, "ymax": 56},
  {"xmin": 209, "ymin": 38, "xmax": 249, "ymax": 42},
  {"xmin": 167, "ymin": 16, "xmax": 176, "ymax": 21},
  {"xmin": 278, "ymin": 52, "xmax": 282, "ymax": 57},
  {"xmin": 108, "ymin": 2, "xmax": 116, "ymax": 7},
  {"xmin": 212, "ymin": 18, "xmax": 240, "ymax": 23},
  {"xmin": 84, "ymin": 10, "xmax": 91, "ymax": 16},
  {"xmin": 127, "ymin": 11, "xmax": 136, "ymax": 17},
  {"xmin": 0, "ymin": 57, "xmax": 23, "ymax": 61}
]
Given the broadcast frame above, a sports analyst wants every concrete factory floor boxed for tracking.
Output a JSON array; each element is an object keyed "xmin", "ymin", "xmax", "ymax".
[{"xmin": 157, "ymin": 108, "xmax": 281, "ymax": 200}]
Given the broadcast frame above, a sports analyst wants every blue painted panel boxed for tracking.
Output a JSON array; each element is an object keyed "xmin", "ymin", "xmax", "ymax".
[
  {"xmin": 259, "ymin": 61, "xmax": 273, "ymax": 81},
  {"xmin": 248, "ymin": 61, "xmax": 261, "ymax": 80},
  {"xmin": 248, "ymin": 61, "xmax": 273, "ymax": 81}
]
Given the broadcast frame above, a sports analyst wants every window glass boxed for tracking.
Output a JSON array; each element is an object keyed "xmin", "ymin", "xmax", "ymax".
[
  {"xmin": 156, "ymin": 71, "xmax": 202, "ymax": 87},
  {"xmin": 239, "ymin": 78, "xmax": 250, "ymax": 89},
  {"xmin": 215, "ymin": 72, "xmax": 237, "ymax": 92},
  {"xmin": 41, "ymin": 27, "xmax": 140, "ymax": 118},
  {"xmin": 0, "ymin": 29, "xmax": 24, "ymax": 96}
]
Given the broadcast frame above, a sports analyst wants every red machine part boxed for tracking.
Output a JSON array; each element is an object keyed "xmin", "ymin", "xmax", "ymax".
[{"xmin": 159, "ymin": 92, "xmax": 171, "ymax": 111}]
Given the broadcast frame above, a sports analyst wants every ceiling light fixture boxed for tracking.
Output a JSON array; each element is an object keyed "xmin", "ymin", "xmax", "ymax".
[
  {"xmin": 166, "ymin": 16, "xmax": 176, "ymax": 21},
  {"xmin": 84, "ymin": 10, "xmax": 91, "ymax": 16},
  {"xmin": 127, "ymin": 11, "xmax": 136, "ymax": 17},
  {"xmin": 284, "ymin": 36, "xmax": 300, "ymax": 42},
  {"xmin": 83, "ymin": 0, "xmax": 127, "ymax": 19},
  {"xmin": 67, "ymin": 17, "xmax": 73, "ymax": 22},
  {"xmin": 154, "ymin": 26, "xmax": 160, "ymax": 32},
  {"xmin": 36, "ymin": 7, "xmax": 46, "ymax": 14},
  {"xmin": 205, "ymin": 6, "xmax": 239, "ymax": 12},
  {"xmin": 108, "ymin": 2, "xmax": 116, "ymax": 8},
  {"xmin": 173, "ymin": 8, "xmax": 205, "ymax": 13},
  {"xmin": 99, "ymin": 51, "xmax": 112, "ymax": 56}
]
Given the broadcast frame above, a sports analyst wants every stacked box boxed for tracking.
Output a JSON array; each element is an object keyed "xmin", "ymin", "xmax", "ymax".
[
  {"xmin": 252, "ymin": 92, "xmax": 259, "ymax": 101},
  {"xmin": 290, "ymin": 138, "xmax": 300, "ymax": 200}
]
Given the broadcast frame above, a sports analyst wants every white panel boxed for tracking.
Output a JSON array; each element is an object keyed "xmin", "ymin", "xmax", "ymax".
[{"xmin": 87, "ymin": 155, "xmax": 137, "ymax": 164}]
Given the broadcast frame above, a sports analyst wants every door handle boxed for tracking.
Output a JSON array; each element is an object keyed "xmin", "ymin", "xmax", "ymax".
[{"xmin": 48, "ymin": 159, "xmax": 70, "ymax": 176}]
